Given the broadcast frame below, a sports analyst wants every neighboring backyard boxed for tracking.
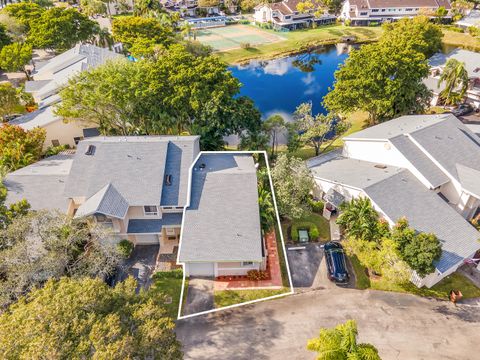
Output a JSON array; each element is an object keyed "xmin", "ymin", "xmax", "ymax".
[
  {"xmin": 282, "ymin": 210, "xmax": 331, "ymax": 244},
  {"xmin": 349, "ymin": 255, "xmax": 480, "ymax": 300}
]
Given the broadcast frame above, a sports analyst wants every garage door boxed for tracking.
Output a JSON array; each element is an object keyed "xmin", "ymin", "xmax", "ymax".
[
  {"xmin": 134, "ymin": 234, "xmax": 159, "ymax": 245},
  {"xmin": 186, "ymin": 262, "xmax": 215, "ymax": 277}
]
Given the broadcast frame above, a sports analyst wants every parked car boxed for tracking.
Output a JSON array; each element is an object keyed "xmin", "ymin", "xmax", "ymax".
[
  {"xmin": 324, "ymin": 241, "xmax": 349, "ymax": 284},
  {"xmin": 451, "ymin": 103, "xmax": 474, "ymax": 117}
]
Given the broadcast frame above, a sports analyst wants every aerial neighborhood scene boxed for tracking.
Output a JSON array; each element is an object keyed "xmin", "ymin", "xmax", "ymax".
[{"xmin": 1, "ymin": 0, "xmax": 480, "ymax": 357}]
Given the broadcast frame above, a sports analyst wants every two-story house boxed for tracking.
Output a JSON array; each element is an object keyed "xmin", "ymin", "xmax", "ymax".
[
  {"xmin": 3, "ymin": 136, "xmax": 267, "ymax": 277},
  {"xmin": 308, "ymin": 114, "xmax": 480, "ymax": 288},
  {"xmin": 424, "ymin": 49, "xmax": 480, "ymax": 109},
  {"xmin": 254, "ymin": 0, "xmax": 335, "ymax": 30},
  {"xmin": 340, "ymin": 0, "xmax": 452, "ymax": 26},
  {"xmin": 9, "ymin": 44, "xmax": 121, "ymax": 149}
]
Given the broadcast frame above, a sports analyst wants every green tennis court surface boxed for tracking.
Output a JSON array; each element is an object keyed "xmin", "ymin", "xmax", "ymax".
[{"xmin": 196, "ymin": 24, "xmax": 285, "ymax": 51}]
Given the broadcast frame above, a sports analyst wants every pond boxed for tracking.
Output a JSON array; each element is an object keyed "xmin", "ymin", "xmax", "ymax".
[{"xmin": 229, "ymin": 43, "xmax": 354, "ymax": 121}]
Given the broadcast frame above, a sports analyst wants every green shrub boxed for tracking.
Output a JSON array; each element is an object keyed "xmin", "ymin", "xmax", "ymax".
[
  {"xmin": 291, "ymin": 221, "xmax": 319, "ymax": 242},
  {"xmin": 239, "ymin": 19, "xmax": 250, "ymax": 25},
  {"xmin": 309, "ymin": 226, "xmax": 319, "ymax": 240},
  {"xmin": 117, "ymin": 239, "xmax": 134, "ymax": 258},
  {"xmin": 44, "ymin": 144, "xmax": 69, "ymax": 157},
  {"xmin": 240, "ymin": 42, "xmax": 251, "ymax": 49},
  {"xmin": 246, "ymin": 270, "xmax": 269, "ymax": 280},
  {"xmin": 308, "ymin": 198, "xmax": 324, "ymax": 213},
  {"xmin": 442, "ymin": 25, "xmax": 464, "ymax": 33},
  {"xmin": 468, "ymin": 26, "xmax": 480, "ymax": 37}
]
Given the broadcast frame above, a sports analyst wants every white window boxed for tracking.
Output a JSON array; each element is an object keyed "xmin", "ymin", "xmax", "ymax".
[
  {"xmin": 371, "ymin": 9, "xmax": 379, "ymax": 12},
  {"xmin": 360, "ymin": 11, "xmax": 368, "ymax": 15},
  {"xmin": 144, "ymin": 205, "xmax": 158, "ymax": 216},
  {"xmin": 242, "ymin": 261, "xmax": 254, "ymax": 266}
]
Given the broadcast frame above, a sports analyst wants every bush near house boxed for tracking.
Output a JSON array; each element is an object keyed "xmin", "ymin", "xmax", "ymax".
[
  {"xmin": 291, "ymin": 221, "xmax": 319, "ymax": 242},
  {"xmin": 246, "ymin": 269, "xmax": 269, "ymax": 280},
  {"xmin": 308, "ymin": 197, "xmax": 324, "ymax": 213},
  {"xmin": 117, "ymin": 239, "xmax": 134, "ymax": 258}
]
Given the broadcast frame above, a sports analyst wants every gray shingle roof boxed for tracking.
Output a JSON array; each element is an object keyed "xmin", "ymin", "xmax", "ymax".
[
  {"xmin": 9, "ymin": 105, "xmax": 60, "ymax": 130},
  {"xmin": 409, "ymin": 116, "xmax": 480, "ymax": 187},
  {"xmin": 344, "ymin": 114, "xmax": 449, "ymax": 140},
  {"xmin": 64, "ymin": 136, "xmax": 200, "ymax": 207},
  {"xmin": 127, "ymin": 213, "xmax": 183, "ymax": 233},
  {"xmin": 178, "ymin": 153, "xmax": 263, "ymax": 262},
  {"xmin": 309, "ymin": 155, "xmax": 404, "ymax": 190},
  {"xmin": 365, "ymin": 171, "xmax": 480, "ymax": 273},
  {"xmin": 3, "ymin": 154, "xmax": 74, "ymax": 212},
  {"xmin": 74, "ymin": 183, "xmax": 129, "ymax": 219},
  {"xmin": 429, "ymin": 49, "xmax": 480, "ymax": 78},
  {"xmin": 389, "ymin": 134, "xmax": 449, "ymax": 188}
]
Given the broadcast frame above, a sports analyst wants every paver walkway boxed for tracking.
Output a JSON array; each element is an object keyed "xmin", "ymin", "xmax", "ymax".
[
  {"xmin": 183, "ymin": 277, "xmax": 215, "ymax": 316},
  {"xmin": 214, "ymin": 231, "xmax": 283, "ymax": 290}
]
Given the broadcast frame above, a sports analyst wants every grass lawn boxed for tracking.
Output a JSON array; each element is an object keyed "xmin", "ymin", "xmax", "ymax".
[
  {"xmin": 348, "ymin": 258, "xmax": 480, "ymax": 299},
  {"xmin": 275, "ymin": 225, "xmax": 292, "ymax": 288},
  {"xmin": 149, "ymin": 269, "xmax": 184, "ymax": 318},
  {"xmin": 218, "ymin": 24, "xmax": 383, "ymax": 64},
  {"xmin": 442, "ymin": 30, "xmax": 480, "ymax": 52},
  {"xmin": 283, "ymin": 211, "xmax": 330, "ymax": 243},
  {"xmin": 214, "ymin": 287, "xmax": 290, "ymax": 308}
]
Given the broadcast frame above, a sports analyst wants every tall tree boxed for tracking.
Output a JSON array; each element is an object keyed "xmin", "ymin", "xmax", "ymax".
[
  {"xmin": 307, "ymin": 320, "xmax": 382, "ymax": 360},
  {"xmin": 324, "ymin": 41, "xmax": 430, "ymax": 125},
  {"xmin": 0, "ymin": 23, "xmax": 11, "ymax": 50},
  {"xmin": 56, "ymin": 44, "xmax": 262, "ymax": 150},
  {"xmin": 0, "ymin": 277, "xmax": 182, "ymax": 359},
  {"xmin": 112, "ymin": 15, "xmax": 175, "ymax": 51},
  {"xmin": 133, "ymin": 0, "xmax": 164, "ymax": 17},
  {"xmin": 80, "ymin": 0, "xmax": 107, "ymax": 17},
  {"xmin": 293, "ymin": 102, "xmax": 351, "ymax": 156},
  {"xmin": 0, "ymin": 82, "xmax": 21, "ymax": 121},
  {"xmin": 27, "ymin": 7, "xmax": 97, "ymax": 51},
  {"xmin": 438, "ymin": 58, "xmax": 469, "ymax": 105},
  {"xmin": 271, "ymin": 153, "xmax": 314, "ymax": 219},
  {"xmin": 1, "ymin": 2, "xmax": 45, "ymax": 30},
  {"xmin": 0, "ymin": 42, "xmax": 32, "ymax": 79},
  {"xmin": 381, "ymin": 16, "xmax": 443, "ymax": 58},
  {"xmin": 0, "ymin": 211, "xmax": 125, "ymax": 306},
  {"xmin": 263, "ymin": 114, "xmax": 285, "ymax": 158},
  {"xmin": 0, "ymin": 124, "xmax": 45, "ymax": 171}
]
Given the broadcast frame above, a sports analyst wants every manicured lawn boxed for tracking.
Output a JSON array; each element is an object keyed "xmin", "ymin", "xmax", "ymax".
[
  {"xmin": 348, "ymin": 259, "xmax": 480, "ymax": 299},
  {"xmin": 283, "ymin": 211, "xmax": 330, "ymax": 243},
  {"xmin": 149, "ymin": 269, "xmax": 184, "ymax": 318},
  {"xmin": 219, "ymin": 24, "xmax": 383, "ymax": 64},
  {"xmin": 442, "ymin": 30, "xmax": 480, "ymax": 52},
  {"xmin": 214, "ymin": 287, "xmax": 290, "ymax": 308}
]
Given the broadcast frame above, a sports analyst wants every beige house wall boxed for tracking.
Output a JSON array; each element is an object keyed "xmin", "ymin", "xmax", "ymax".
[{"xmin": 42, "ymin": 119, "xmax": 86, "ymax": 149}]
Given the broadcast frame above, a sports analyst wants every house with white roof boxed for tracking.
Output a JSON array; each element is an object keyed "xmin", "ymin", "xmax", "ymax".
[
  {"xmin": 340, "ymin": 0, "xmax": 452, "ymax": 25},
  {"xmin": 9, "ymin": 44, "xmax": 121, "ymax": 149},
  {"xmin": 3, "ymin": 137, "xmax": 267, "ymax": 276},
  {"xmin": 424, "ymin": 48, "xmax": 480, "ymax": 109},
  {"xmin": 308, "ymin": 114, "xmax": 480, "ymax": 288},
  {"xmin": 254, "ymin": 0, "xmax": 335, "ymax": 30}
]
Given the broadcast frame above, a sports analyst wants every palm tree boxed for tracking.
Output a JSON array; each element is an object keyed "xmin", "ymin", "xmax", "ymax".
[
  {"xmin": 258, "ymin": 188, "xmax": 275, "ymax": 233},
  {"xmin": 336, "ymin": 197, "xmax": 380, "ymax": 242},
  {"xmin": 307, "ymin": 320, "xmax": 381, "ymax": 360},
  {"xmin": 438, "ymin": 58, "xmax": 469, "ymax": 106}
]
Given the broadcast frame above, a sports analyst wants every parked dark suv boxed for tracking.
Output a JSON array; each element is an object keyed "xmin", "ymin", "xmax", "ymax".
[{"xmin": 324, "ymin": 241, "xmax": 349, "ymax": 284}]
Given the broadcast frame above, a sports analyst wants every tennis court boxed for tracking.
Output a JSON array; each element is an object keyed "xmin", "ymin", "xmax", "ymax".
[{"xmin": 196, "ymin": 24, "xmax": 285, "ymax": 51}]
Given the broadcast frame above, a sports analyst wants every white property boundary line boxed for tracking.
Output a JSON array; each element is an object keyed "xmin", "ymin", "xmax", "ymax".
[{"xmin": 176, "ymin": 150, "xmax": 295, "ymax": 320}]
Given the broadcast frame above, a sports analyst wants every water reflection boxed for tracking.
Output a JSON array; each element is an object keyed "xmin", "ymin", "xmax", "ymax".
[{"xmin": 229, "ymin": 44, "xmax": 351, "ymax": 117}]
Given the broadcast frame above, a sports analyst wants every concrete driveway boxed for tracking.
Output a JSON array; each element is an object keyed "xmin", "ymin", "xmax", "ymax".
[
  {"xmin": 116, "ymin": 245, "xmax": 159, "ymax": 290},
  {"xmin": 286, "ymin": 243, "xmax": 354, "ymax": 290},
  {"xmin": 183, "ymin": 277, "xmax": 215, "ymax": 316},
  {"xmin": 176, "ymin": 288, "xmax": 480, "ymax": 360}
]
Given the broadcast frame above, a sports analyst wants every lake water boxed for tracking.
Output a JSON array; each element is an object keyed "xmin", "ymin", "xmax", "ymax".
[{"xmin": 229, "ymin": 43, "xmax": 353, "ymax": 122}]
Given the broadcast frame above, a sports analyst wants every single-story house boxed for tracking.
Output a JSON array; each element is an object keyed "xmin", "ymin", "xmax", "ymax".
[
  {"xmin": 455, "ymin": 9, "xmax": 480, "ymax": 29},
  {"xmin": 178, "ymin": 153, "xmax": 266, "ymax": 277},
  {"xmin": 424, "ymin": 49, "xmax": 480, "ymax": 109},
  {"xmin": 308, "ymin": 114, "xmax": 480, "ymax": 288}
]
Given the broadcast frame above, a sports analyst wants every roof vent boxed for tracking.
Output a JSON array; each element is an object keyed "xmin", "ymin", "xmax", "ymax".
[
  {"xmin": 374, "ymin": 164, "xmax": 387, "ymax": 169},
  {"xmin": 165, "ymin": 174, "xmax": 172, "ymax": 186},
  {"xmin": 85, "ymin": 145, "xmax": 96, "ymax": 156}
]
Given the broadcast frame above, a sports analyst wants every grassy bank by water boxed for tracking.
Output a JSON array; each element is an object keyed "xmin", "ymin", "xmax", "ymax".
[{"xmin": 218, "ymin": 25, "xmax": 383, "ymax": 64}]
